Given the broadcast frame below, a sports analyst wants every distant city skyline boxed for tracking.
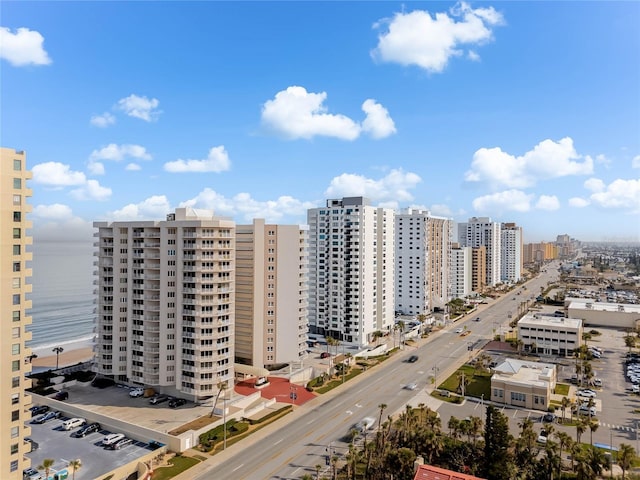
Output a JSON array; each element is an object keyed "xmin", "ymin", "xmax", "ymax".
[{"xmin": 2, "ymin": 2, "xmax": 639, "ymax": 243}]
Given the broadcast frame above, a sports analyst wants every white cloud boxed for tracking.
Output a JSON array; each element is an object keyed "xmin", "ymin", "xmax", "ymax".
[
  {"xmin": 465, "ymin": 137, "xmax": 594, "ymax": 189},
  {"xmin": 116, "ymin": 94, "xmax": 161, "ymax": 122},
  {"xmin": 32, "ymin": 162, "xmax": 86, "ymax": 187},
  {"xmin": 89, "ymin": 143, "xmax": 152, "ymax": 162},
  {"xmin": 125, "ymin": 163, "xmax": 141, "ymax": 171},
  {"xmin": 371, "ymin": 3, "xmax": 504, "ymax": 73},
  {"xmin": 535, "ymin": 195, "xmax": 560, "ymax": 211},
  {"xmin": 569, "ymin": 197, "xmax": 590, "ymax": 208},
  {"xmin": 467, "ymin": 50, "xmax": 480, "ymax": 62},
  {"xmin": 325, "ymin": 169, "xmax": 422, "ymax": 205},
  {"xmin": 632, "ymin": 155, "xmax": 640, "ymax": 169},
  {"xmin": 472, "ymin": 189, "xmax": 533, "ymax": 213},
  {"xmin": 70, "ymin": 179, "xmax": 112, "ymax": 201},
  {"xmin": 109, "ymin": 195, "xmax": 172, "ymax": 220},
  {"xmin": 90, "ymin": 112, "xmax": 116, "ymax": 128},
  {"xmin": 164, "ymin": 146, "xmax": 231, "ymax": 173},
  {"xmin": 0, "ymin": 26, "xmax": 51, "ymax": 66},
  {"xmin": 87, "ymin": 162, "xmax": 105, "ymax": 176},
  {"xmin": 261, "ymin": 86, "xmax": 396, "ymax": 141},
  {"xmin": 589, "ymin": 178, "xmax": 640, "ymax": 212},
  {"xmin": 361, "ymin": 99, "xmax": 397, "ymax": 139},
  {"xmin": 32, "ymin": 203, "xmax": 74, "ymax": 221},
  {"xmin": 584, "ymin": 177, "xmax": 605, "ymax": 192},
  {"xmin": 595, "ymin": 154, "xmax": 611, "ymax": 167}
]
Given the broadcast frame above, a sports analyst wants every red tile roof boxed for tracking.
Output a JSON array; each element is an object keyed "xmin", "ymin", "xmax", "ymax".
[{"xmin": 413, "ymin": 464, "xmax": 486, "ymax": 480}]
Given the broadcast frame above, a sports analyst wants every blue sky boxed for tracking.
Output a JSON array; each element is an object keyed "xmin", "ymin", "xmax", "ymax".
[{"xmin": 2, "ymin": 1, "xmax": 639, "ymax": 243}]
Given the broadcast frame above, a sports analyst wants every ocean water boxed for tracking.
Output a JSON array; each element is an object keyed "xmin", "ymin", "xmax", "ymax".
[{"xmin": 27, "ymin": 240, "xmax": 96, "ymax": 350}]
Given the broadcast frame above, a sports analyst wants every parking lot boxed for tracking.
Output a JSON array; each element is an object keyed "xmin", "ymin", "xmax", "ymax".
[{"xmin": 26, "ymin": 412, "xmax": 155, "ymax": 480}]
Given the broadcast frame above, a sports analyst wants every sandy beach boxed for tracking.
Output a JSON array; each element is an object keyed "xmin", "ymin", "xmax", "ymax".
[{"xmin": 31, "ymin": 346, "xmax": 95, "ymax": 369}]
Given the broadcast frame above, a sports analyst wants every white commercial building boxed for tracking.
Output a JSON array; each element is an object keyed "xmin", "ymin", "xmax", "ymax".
[
  {"xmin": 500, "ymin": 222, "xmax": 523, "ymax": 283},
  {"xmin": 307, "ymin": 197, "xmax": 395, "ymax": 347},
  {"xmin": 94, "ymin": 208, "xmax": 235, "ymax": 401},
  {"xmin": 517, "ymin": 313, "xmax": 583, "ymax": 356},
  {"xmin": 457, "ymin": 217, "xmax": 501, "ymax": 286},
  {"xmin": 235, "ymin": 219, "xmax": 308, "ymax": 368},
  {"xmin": 566, "ymin": 298, "xmax": 640, "ymax": 330},
  {"xmin": 451, "ymin": 243, "xmax": 472, "ymax": 299},
  {"xmin": 394, "ymin": 208, "xmax": 452, "ymax": 316}
]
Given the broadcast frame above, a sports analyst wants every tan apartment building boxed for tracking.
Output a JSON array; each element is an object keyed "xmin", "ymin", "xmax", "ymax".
[
  {"xmin": 471, "ymin": 246, "xmax": 486, "ymax": 294},
  {"xmin": 1, "ymin": 148, "xmax": 33, "ymax": 478},
  {"xmin": 523, "ymin": 242, "xmax": 558, "ymax": 264},
  {"xmin": 93, "ymin": 208, "xmax": 235, "ymax": 402},
  {"xmin": 235, "ymin": 219, "xmax": 308, "ymax": 368},
  {"xmin": 517, "ymin": 313, "xmax": 583, "ymax": 356},
  {"xmin": 491, "ymin": 358, "xmax": 556, "ymax": 411}
]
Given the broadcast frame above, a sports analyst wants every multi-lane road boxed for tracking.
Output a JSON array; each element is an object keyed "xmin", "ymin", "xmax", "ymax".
[{"xmin": 191, "ymin": 266, "xmax": 560, "ymax": 479}]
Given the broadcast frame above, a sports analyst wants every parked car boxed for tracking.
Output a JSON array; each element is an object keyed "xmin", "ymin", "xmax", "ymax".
[
  {"xmin": 24, "ymin": 437, "xmax": 39, "ymax": 452},
  {"xmin": 320, "ymin": 352, "xmax": 330, "ymax": 359},
  {"xmin": 29, "ymin": 405, "xmax": 49, "ymax": 416},
  {"xmin": 578, "ymin": 405, "xmax": 597, "ymax": 417},
  {"xmin": 542, "ymin": 413, "xmax": 556, "ymax": 423},
  {"xmin": 407, "ymin": 355, "xmax": 419, "ymax": 363},
  {"xmin": 632, "ymin": 385, "xmax": 639, "ymax": 394},
  {"xmin": 53, "ymin": 390, "xmax": 69, "ymax": 401},
  {"xmin": 537, "ymin": 430, "xmax": 548, "ymax": 444},
  {"xmin": 455, "ymin": 327, "xmax": 464, "ymax": 334},
  {"xmin": 61, "ymin": 418, "xmax": 86, "ymax": 431},
  {"xmin": 129, "ymin": 387, "xmax": 144, "ymax": 398},
  {"xmin": 22, "ymin": 467, "xmax": 43, "ymax": 480},
  {"xmin": 593, "ymin": 378, "xmax": 603, "ymax": 387},
  {"xmin": 101, "ymin": 433, "xmax": 125, "ymax": 446},
  {"xmin": 32, "ymin": 411, "xmax": 60, "ymax": 424},
  {"xmin": 75, "ymin": 422, "xmax": 101, "ymax": 438},
  {"xmin": 169, "ymin": 398, "xmax": 187, "ymax": 408},
  {"xmin": 577, "ymin": 389, "xmax": 597, "ymax": 399},
  {"xmin": 149, "ymin": 394, "xmax": 169, "ymax": 405},
  {"xmin": 107, "ymin": 437, "xmax": 133, "ymax": 450}
]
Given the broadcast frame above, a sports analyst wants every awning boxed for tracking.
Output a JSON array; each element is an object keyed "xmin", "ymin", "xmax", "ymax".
[{"xmin": 234, "ymin": 363, "xmax": 269, "ymax": 378}]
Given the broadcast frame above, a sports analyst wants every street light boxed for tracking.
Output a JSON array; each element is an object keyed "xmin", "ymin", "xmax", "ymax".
[{"xmin": 432, "ymin": 365, "xmax": 440, "ymax": 389}]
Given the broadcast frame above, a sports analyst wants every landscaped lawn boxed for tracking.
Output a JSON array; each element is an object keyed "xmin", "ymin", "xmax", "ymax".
[
  {"xmin": 440, "ymin": 365, "xmax": 491, "ymax": 399},
  {"xmin": 555, "ymin": 383, "xmax": 570, "ymax": 396},
  {"xmin": 152, "ymin": 456, "xmax": 200, "ymax": 480}
]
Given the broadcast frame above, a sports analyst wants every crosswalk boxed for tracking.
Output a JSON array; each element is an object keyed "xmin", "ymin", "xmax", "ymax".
[{"xmin": 598, "ymin": 422, "xmax": 638, "ymax": 432}]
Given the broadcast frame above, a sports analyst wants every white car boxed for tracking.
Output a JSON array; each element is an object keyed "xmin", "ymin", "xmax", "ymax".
[
  {"xmin": 354, "ymin": 417, "xmax": 376, "ymax": 433},
  {"xmin": 102, "ymin": 433, "xmax": 125, "ymax": 446},
  {"xmin": 577, "ymin": 389, "xmax": 597, "ymax": 399},
  {"xmin": 61, "ymin": 418, "xmax": 85, "ymax": 431},
  {"xmin": 578, "ymin": 405, "xmax": 597, "ymax": 417},
  {"xmin": 455, "ymin": 328, "xmax": 464, "ymax": 334},
  {"xmin": 129, "ymin": 387, "xmax": 144, "ymax": 398},
  {"xmin": 537, "ymin": 430, "xmax": 548, "ymax": 444},
  {"xmin": 404, "ymin": 382, "xmax": 418, "ymax": 391}
]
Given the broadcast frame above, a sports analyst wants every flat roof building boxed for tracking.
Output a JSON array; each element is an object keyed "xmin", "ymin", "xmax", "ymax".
[
  {"xmin": 517, "ymin": 313, "xmax": 583, "ymax": 357},
  {"xmin": 566, "ymin": 298, "xmax": 640, "ymax": 330}
]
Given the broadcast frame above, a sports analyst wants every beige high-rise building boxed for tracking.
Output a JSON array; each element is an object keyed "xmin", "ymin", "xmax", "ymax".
[
  {"xmin": 235, "ymin": 219, "xmax": 308, "ymax": 368},
  {"xmin": 1, "ymin": 148, "xmax": 33, "ymax": 478},
  {"xmin": 471, "ymin": 246, "xmax": 487, "ymax": 293},
  {"xmin": 93, "ymin": 208, "xmax": 235, "ymax": 401}
]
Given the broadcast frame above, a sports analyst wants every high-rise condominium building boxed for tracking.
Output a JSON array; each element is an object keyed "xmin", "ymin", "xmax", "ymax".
[
  {"xmin": 501, "ymin": 222, "xmax": 523, "ymax": 283},
  {"xmin": 458, "ymin": 217, "xmax": 501, "ymax": 286},
  {"xmin": 451, "ymin": 243, "xmax": 472, "ymax": 299},
  {"xmin": 235, "ymin": 219, "xmax": 308, "ymax": 368},
  {"xmin": 94, "ymin": 208, "xmax": 235, "ymax": 401},
  {"xmin": 523, "ymin": 242, "xmax": 558, "ymax": 264},
  {"xmin": 307, "ymin": 197, "xmax": 394, "ymax": 347},
  {"xmin": 395, "ymin": 208, "xmax": 452, "ymax": 316},
  {"xmin": 471, "ymin": 247, "xmax": 487, "ymax": 293},
  {"xmin": 1, "ymin": 148, "xmax": 33, "ymax": 478}
]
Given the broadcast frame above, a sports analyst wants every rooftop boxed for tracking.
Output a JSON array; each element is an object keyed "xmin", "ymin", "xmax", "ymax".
[
  {"xmin": 493, "ymin": 358, "xmax": 555, "ymax": 387},
  {"xmin": 567, "ymin": 298, "xmax": 640, "ymax": 314},
  {"xmin": 518, "ymin": 313, "xmax": 582, "ymax": 329}
]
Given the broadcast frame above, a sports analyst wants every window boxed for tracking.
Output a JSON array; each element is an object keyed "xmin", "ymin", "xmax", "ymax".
[
  {"xmin": 11, "ymin": 410, "xmax": 19, "ymax": 421},
  {"xmin": 11, "ymin": 443, "xmax": 19, "ymax": 454},
  {"xmin": 10, "ymin": 460, "xmax": 18, "ymax": 472},
  {"xmin": 12, "ymin": 344, "xmax": 20, "ymax": 355},
  {"xmin": 12, "ymin": 360, "xmax": 20, "ymax": 372},
  {"xmin": 12, "ymin": 327, "xmax": 20, "ymax": 339},
  {"xmin": 13, "ymin": 245, "xmax": 20, "ymax": 255},
  {"xmin": 10, "ymin": 426, "xmax": 18, "ymax": 438},
  {"xmin": 13, "ymin": 211, "xmax": 21, "ymax": 222},
  {"xmin": 12, "ymin": 311, "xmax": 20, "ymax": 322},
  {"xmin": 12, "ymin": 376, "xmax": 19, "ymax": 388},
  {"xmin": 12, "ymin": 262, "xmax": 20, "ymax": 272},
  {"xmin": 13, "ymin": 159, "xmax": 21, "ymax": 170},
  {"xmin": 12, "ymin": 294, "xmax": 20, "ymax": 305},
  {"xmin": 12, "ymin": 278, "xmax": 21, "ymax": 288},
  {"xmin": 511, "ymin": 392, "xmax": 526, "ymax": 402},
  {"xmin": 13, "ymin": 195, "xmax": 21, "ymax": 205},
  {"xmin": 11, "ymin": 393, "xmax": 19, "ymax": 404},
  {"xmin": 12, "ymin": 228, "xmax": 20, "ymax": 239}
]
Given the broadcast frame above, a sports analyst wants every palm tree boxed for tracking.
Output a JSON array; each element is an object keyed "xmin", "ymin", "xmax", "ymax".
[
  {"xmin": 52, "ymin": 346, "xmax": 64, "ymax": 369},
  {"xmin": 560, "ymin": 396, "xmax": 570, "ymax": 424},
  {"xmin": 38, "ymin": 458, "xmax": 55, "ymax": 479},
  {"xmin": 315, "ymin": 464, "xmax": 322, "ymax": 480},
  {"xmin": 68, "ymin": 459, "xmax": 82, "ymax": 480},
  {"xmin": 618, "ymin": 443, "xmax": 635, "ymax": 479},
  {"xmin": 576, "ymin": 417, "xmax": 587, "ymax": 444},
  {"xmin": 588, "ymin": 418, "xmax": 599, "ymax": 445}
]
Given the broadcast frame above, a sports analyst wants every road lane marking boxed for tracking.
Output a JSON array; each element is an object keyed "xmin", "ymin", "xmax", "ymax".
[
  {"xmin": 306, "ymin": 419, "xmax": 315, "ymax": 425},
  {"xmin": 232, "ymin": 463, "xmax": 245, "ymax": 472},
  {"xmin": 274, "ymin": 439, "xmax": 283, "ymax": 445}
]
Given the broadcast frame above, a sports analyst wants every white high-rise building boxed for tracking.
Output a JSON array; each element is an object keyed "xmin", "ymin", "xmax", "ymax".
[
  {"xmin": 307, "ymin": 197, "xmax": 394, "ymax": 347},
  {"xmin": 394, "ymin": 208, "xmax": 452, "ymax": 316},
  {"xmin": 457, "ymin": 217, "xmax": 501, "ymax": 286},
  {"xmin": 501, "ymin": 222, "xmax": 523, "ymax": 283},
  {"xmin": 451, "ymin": 243, "xmax": 472, "ymax": 299},
  {"xmin": 94, "ymin": 208, "xmax": 235, "ymax": 401},
  {"xmin": 235, "ymin": 219, "xmax": 308, "ymax": 368},
  {"xmin": 1, "ymin": 148, "xmax": 33, "ymax": 479}
]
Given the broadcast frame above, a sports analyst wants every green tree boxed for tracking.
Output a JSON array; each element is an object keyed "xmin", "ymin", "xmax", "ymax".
[
  {"xmin": 587, "ymin": 418, "xmax": 598, "ymax": 445},
  {"xmin": 555, "ymin": 431, "xmax": 573, "ymax": 479},
  {"xmin": 560, "ymin": 396, "xmax": 570, "ymax": 424},
  {"xmin": 618, "ymin": 443, "xmax": 635, "ymax": 480},
  {"xmin": 483, "ymin": 405, "xmax": 514, "ymax": 480},
  {"xmin": 38, "ymin": 459, "xmax": 55, "ymax": 479},
  {"xmin": 68, "ymin": 459, "xmax": 82, "ymax": 480}
]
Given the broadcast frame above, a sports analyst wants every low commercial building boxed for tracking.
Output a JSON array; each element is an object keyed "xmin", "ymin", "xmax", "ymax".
[
  {"xmin": 565, "ymin": 298, "xmax": 640, "ymax": 329},
  {"xmin": 518, "ymin": 313, "xmax": 583, "ymax": 356},
  {"xmin": 490, "ymin": 358, "xmax": 556, "ymax": 411}
]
